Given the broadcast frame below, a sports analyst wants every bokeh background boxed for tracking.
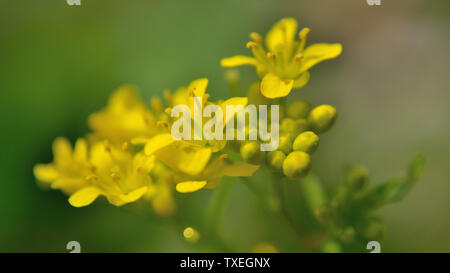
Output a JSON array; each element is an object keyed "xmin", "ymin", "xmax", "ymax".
[{"xmin": 1, "ymin": 0, "xmax": 449, "ymax": 252}]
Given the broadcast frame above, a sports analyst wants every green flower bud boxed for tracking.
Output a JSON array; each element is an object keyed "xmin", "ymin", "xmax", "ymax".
[
  {"xmin": 308, "ymin": 105, "xmax": 337, "ymax": 134},
  {"xmin": 287, "ymin": 99, "xmax": 311, "ymax": 119},
  {"xmin": 293, "ymin": 131, "xmax": 319, "ymax": 154},
  {"xmin": 281, "ymin": 118, "xmax": 307, "ymax": 138},
  {"xmin": 314, "ymin": 206, "xmax": 333, "ymax": 225},
  {"xmin": 240, "ymin": 141, "xmax": 265, "ymax": 165},
  {"xmin": 266, "ymin": 150, "xmax": 286, "ymax": 171},
  {"xmin": 345, "ymin": 166, "xmax": 369, "ymax": 192},
  {"xmin": 321, "ymin": 240, "xmax": 341, "ymax": 253},
  {"xmin": 278, "ymin": 135, "xmax": 292, "ymax": 154},
  {"xmin": 339, "ymin": 226, "xmax": 356, "ymax": 243},
  {"xmin": 282, "ymin": 151, "xmax": 311, "ymax": 179},
  {"xmin": 357, "ymin": 218, "xmax": 385, "ymax": 241},
  {"xmin": 295, "ymin": 119, "xmax": 309, "ymax": 135}
]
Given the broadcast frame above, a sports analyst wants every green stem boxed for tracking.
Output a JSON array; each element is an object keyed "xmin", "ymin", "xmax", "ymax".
[{"xmin": 207, "ymin": 179, "xmax": 234, "ymax": 235}]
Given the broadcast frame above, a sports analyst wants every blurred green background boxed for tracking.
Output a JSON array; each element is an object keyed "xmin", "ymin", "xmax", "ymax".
[{"xmin": 1, "ymin": 0, "xmax": 449, "ymax": 252}]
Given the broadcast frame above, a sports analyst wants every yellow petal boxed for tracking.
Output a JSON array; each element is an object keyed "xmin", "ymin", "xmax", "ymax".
[
  {"xmin": 119, "ymin": 186, "xmax": 148, "ymax": 203},
  {"xmin": 144, "ymin": 133, "xmax": 175, "ymax": 155},
  {"xmin": 300, "ymin": 43, "xmax": 342, "ymax": 73},
  {"xmin": 108, "ymin": 84, "xmax": 142, "ymax": 112},
  {"xmin": 261, "ymin": 73, "xmax": 294, "ymax": 99},
  {"xmin": 68, "ymin": 187, "xmax": 101, "ymax": 207},
  {"xmin": 266, "ymin": 17, "xmax": 298, "ymax": 52},
  {"xmin": 33, "ymin": 164, "xmax": 59, "ymax": 182},
  {"xmin": 73, "ymin": 138, "xmax": 88, "ymax": 162},
  {"xmin": 134, "ymin": 153, "xmax": 155, "ymax": 173},
  {"xmin": 220, "ymin": 96, "xmax": 248, "ymax": 128},
  {"xmin": 177, "ymin": 147, "xmax": 212, "ymax": 176},
  {"xmin": 293, "ymin": 71, "xmax": 310, "ymax": 89},
  {"xmin": 131, "ymin": 137, "xmax": 151, "ymax": 145},
  {"xmin": 222, "ymin": 162, "xmax": 260, "ymax": 177},
  {"xmin": 176, "ymin": 181, "xmax": 207, "ymax": 193},
  {"xmin": 208, "ymin": 139, "xmax": 227, "ymax": 152},
  {"xmin": 220, "ymin": 56, "xmax": 257, "ymax": 67},
  {"xmin": 188, "ymin": 78, "xmax": 208, "ymax": 97},
  {"xmin": 53, "ymin": 137, "xmax": 72, "ymax": 162},
  {"xmin": 51, "ymin": 178, "xmax": 87, "ymax": 194}
]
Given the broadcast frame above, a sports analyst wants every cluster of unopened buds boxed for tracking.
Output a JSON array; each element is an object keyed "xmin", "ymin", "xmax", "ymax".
[{"xmin": 34, "ymin": 18, "xmax": 342, "ymax": 216}]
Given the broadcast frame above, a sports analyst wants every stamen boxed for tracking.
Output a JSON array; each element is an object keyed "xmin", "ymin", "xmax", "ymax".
[
  {"xmin": 163, "ymin": 89, "xmax": 172, "ymax": 105},
  {"xmin": 122, "ymin": 142, "xmax": 130, "ymax": 153},
  {"xmin": 103, "ymin": 140, "xmax": 111, "ymax": 152},
  {"xmin": 266, "ymin": 52, "xmax": 276, "ymax": 59},
  {"xmin": 151, "ymin": 97, "xmax": 164, "ymax": 113},
  {"xmin": 157, "ymin": 121, "xmax": 170, "ymax": 130},
  {"xmin": 110, "ymin": 173, "xmax": 120, "ymax": 181},
  {"xmin": 165, "ymin": 107, "xmax": 173, "ymax": 115},
  {"xmin": 249, "ymin": 32, "xmax": 263, "ymax": 44},
  {"xmin": 294, "ymin": 53, "xmax": 304, "ymax": 62},
  {"xmin": 246, "ymin": 41, "xmax": 258, "ymax": 49},
  {"xmin": 299, "ymin": 27, "xmax": 310, "ymax": 40},
  {"xmin": 85, "ymin": 174, "xmax": 98, "ymax": 181}
]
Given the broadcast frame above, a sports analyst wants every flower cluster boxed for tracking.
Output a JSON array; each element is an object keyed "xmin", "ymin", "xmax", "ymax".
[{"xmin": 34, "ymin": 18, "xmax": 341, "ymax": 216}]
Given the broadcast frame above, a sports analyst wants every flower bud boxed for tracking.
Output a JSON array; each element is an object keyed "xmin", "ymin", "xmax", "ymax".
[
  {"xmin": 183, "ymin": 227, "xmax": 200, "ymax": 243},
  {"xmin": 281, "ymin": 118, "xmax": 307, "ymax": 138},
  {"xmin": 339, "ymin": 226, "xmax": 356, "ymax": 243},
  {"xmin": 321, "ymin": 240, "xmax": 341, "ymax": 253},
  {"xmin": 266, "ymin": 150, "xmax": 286, "ymax": 171},
  {"xmin": 345, "ymin": 166, "xmax": 369, "ymax": 192},
  {"xmin": 240, "ymin": 141, "xmax": 265, "ymax": 164},
  {"xmin": 287, "ymin": 99, "xmax": 311, "ymax": 119},
  {"xmin": 308, "ymin": 105, "xmax": 337, "ymax": 134},
  {"xmin": 282, "ymin": 151, "xmax": 311, "ymax": 179},
  {"xmin": 295, "ymin": 119, "xmax": 309, "ymax": 135},
  {"xmin": 278, "ymin": 135, "xmax": 292, "ymax": 154},
  {"xmin": 357, "ymin": 218, "xmax": 385, "ymax": 241},
  {"xmin": 314, "ymin": 206, "xmax": 333, "ymax": 225},
  {"xmin": 293, "ymin": 131, "xmax": 319, "ymax": 154}
]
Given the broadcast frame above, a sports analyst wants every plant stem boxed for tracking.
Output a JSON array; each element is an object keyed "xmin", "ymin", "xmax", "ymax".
[{"xmin": 207, "ymin": 179, "xmax": 234, "ymax": 235}]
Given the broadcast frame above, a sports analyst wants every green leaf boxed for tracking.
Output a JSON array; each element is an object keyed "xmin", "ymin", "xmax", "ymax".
[{"xmin": 358, "ymin": 154, "xmax": 425, "ymax": 210}]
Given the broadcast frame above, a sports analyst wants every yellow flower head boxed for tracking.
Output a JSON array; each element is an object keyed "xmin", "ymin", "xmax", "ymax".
[
  {"xmin": 221, "ymin": 17, "xmax": 342, "ymax": 99},
  {"xmin": 34, "ymin": 137, "xmax": 90, "ymax": 195},
  {"xmin": 34, "ymin": 138, "xmax": 156, "ymax": 207},
  {"xmin": 88, "ymin": 85, "xmax": 162, "ymax": 143}
]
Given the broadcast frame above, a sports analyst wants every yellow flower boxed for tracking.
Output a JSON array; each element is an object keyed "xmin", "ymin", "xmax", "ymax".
[
  {"xmin": 88, "ymin": 84, "xmax": 161, "ymax": 143},
  {"xmin": 221, "ymin": 17, "xmax": 342, "ymax": 99},
  {"xmin": 141, "ymin": 135, "xmax": 259, "ymax": 193},
  {"xmin": 135, "ymin": 78, "xmax": 248, "ymax": 153},
  {"xmin": 34, "ymin": 138, "xmax": 155, "ymax": 207},
  {"xmin": 174, "ymin": 154, "xmax": 260, "ymax": 193},
  {"xmin": 145, "ymin": 160, "xmax": 176, "ymax": 217},
  {"xmin": 33, "ymin": 137, "xmax": 90, "ymax": 195}
]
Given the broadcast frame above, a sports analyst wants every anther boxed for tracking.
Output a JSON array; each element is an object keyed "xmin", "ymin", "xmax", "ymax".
[
  {"xmin": 110, "ymin": 173, "xmax": 120, "ymax": 181},
  {"xmin": 266, "ymin": 52, "xmax": 276, "ymax": 59},
  {"xmin": 299, "ymin": 27, "xmax": 310, "ymax": 40},
  {"xmin": 122, "ymin": 142, "xmax": 130, "ymax": 153},
  {"xmin": 294, "ymin": 54, "xmax": 304, "ymax": 62},
  {"xmin": 103, "ymin": 140, "xmax": 111, "ymax": 152},
  {"xmin": 249, "ymin": 32, "xmax": 263, "ymax": 44},
  {"xmin": 246, "ymin": 41, "xmax": 258, "ymax": 49},
  {"xmin": 85, "ymin": 174, "xmax": 98, "ymax": 181},
  {"xmin": 157, "ymin": 121, "xmax": 169, "ymax": 129}
]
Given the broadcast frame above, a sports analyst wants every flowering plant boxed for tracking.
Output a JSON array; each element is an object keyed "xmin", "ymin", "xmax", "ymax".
[{"xmin": 34, "ymin": 18, "xmax": 424, "ymax": 252}]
